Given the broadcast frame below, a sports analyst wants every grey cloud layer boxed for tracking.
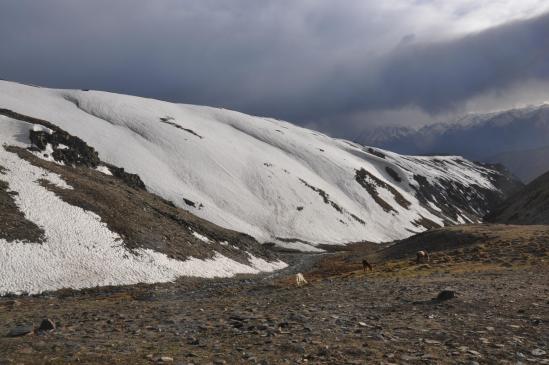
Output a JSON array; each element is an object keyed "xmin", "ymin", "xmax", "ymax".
[{"xmin": 1, "ymin": 1, "xmax": 548, "ymax": 136}]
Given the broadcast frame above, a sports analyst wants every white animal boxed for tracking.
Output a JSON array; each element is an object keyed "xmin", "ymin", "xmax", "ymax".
[{"xmin": 295, "ymin": 273, "xmax": 308, "ymax": 286}]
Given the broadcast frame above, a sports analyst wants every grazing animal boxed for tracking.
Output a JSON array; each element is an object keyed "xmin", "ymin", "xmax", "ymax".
[
  {"xmin": 362, "ymin": 259, "xmax": 373, "ymax": 272},
  {"xmin": 416, "ymin": 250, "xmax": 430, "ymax": 264},
  {"xmin": 295, "ymin": 273, "xmax": 308, "ymax": 286}
]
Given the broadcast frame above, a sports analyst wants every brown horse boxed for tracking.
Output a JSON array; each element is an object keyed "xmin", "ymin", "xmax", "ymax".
[{"xmin": 362, "ymin": 259, "xmax": 373, "ymax": 272}]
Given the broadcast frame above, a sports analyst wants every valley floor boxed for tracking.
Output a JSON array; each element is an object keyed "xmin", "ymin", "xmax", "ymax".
[{"xmin": 1, "ymin": 225, "xmax": 548, "ymax": 364}]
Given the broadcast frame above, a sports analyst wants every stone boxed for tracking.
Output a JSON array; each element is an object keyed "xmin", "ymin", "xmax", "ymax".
[
  {"xmin": 435, "ymin": 290, "xmax": 456, "ymax": 301},
  {"xmin": 38, "ymin": 318, "xmax": 56, "ymax": 332},
  {"xmin": 467, "ymin": 350, "xmax": 482, "ymax": 357},
  {"xmin": 532, "ymin": 349, "xmax": 546, "ymax": 356},
  {"xmin": 7, "ymin": 324, "xmax": 34, "ymax": 337},
  {"xmin": 187, "ymin": 336, "xmax": 199, "ymax": 345},
  {"xmin": 400, "ymin": 355, "xmax": 419, "ymax": 361},
  {"xmin": 18, "ymin": 346, "xmax": 34, "ymax": 354},
  {"xmin": 279, "ymin": 342, "xmax": 305, "ymax": 354},
  {"xmin": 317, "ymin": 346, "xmax": 330, "ymax": 356}
]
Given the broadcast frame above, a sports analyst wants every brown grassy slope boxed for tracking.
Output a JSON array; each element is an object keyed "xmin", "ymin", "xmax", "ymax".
[{"xmin": 299, "ymin": 224, "xmax": 549, "ymax": 282}]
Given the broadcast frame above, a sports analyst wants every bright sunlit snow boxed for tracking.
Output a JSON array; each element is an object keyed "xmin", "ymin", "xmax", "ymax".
[
  {"xmin": 0, "ymin": 118, "xmax": 286, "ymax": 295},
  {"xmin": 0, "ymin": 81, "xmax": 501, "ymax": 251}
]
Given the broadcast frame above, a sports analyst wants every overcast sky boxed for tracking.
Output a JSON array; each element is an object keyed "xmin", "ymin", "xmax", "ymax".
[{"xmin": 1, "ymin": 0, "xmax": 549, "ymax": 137}]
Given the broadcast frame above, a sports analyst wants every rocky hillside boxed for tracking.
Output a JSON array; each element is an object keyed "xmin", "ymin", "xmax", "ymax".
[
  {"xmin": 485, "ymin": 170, "xmax": 549, "ymax": 225},
  {"xmin": 360, "ymin": 104, "xmax": 549, "ymax": 182},
  {"xmin": 0, "ymin": 114, "xmax": 285, "ymax": 295},
  {"xmin": 0, "ymin": 81, "xmax": 522, "ymax": 251}
]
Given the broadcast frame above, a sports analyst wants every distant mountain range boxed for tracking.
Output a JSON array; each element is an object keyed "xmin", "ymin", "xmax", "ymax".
[{"xmin": 359, "ymin": 104, "xmax": 549, "ymax": 182}]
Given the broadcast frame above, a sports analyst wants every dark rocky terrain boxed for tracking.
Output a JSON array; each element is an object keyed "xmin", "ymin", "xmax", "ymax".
[
  {"xmin": 486, "ymin": 170, "xmax": 549, "ymax": 225},
  {"xmin": 1, "ymin": 224, "xmax": 547, "ymax": 364}
]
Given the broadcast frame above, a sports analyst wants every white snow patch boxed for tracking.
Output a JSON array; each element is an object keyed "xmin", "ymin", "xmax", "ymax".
[
  {"xmin": 192, "ymin": 231, "xmax": 211, "ymax": 243},
  {"xmin": 275, "ymin": 241, "xmax": 325, "ymax": 253},
  {"xmin": 428, "ymin": 201, "xmax": 442, "ymax": 212},
  {"xmin": 32, "ymin": 124, "xmax": 53, "ymax": 134},
  {"xmin": 95, "ymin": 165, "xmax": 112, "ymax": 175},
  {"xmin": 247, "ymin": 254, "xmax": 288, "ymax": 272},
  {"xmin": 0, "ymin": 142, "xmax": 286, "ymax": 295}
]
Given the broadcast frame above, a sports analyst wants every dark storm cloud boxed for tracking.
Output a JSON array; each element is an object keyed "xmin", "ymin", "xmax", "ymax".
[
  {"xmin": 365, "ymin": 12, "xmax": 549, "ymax": 113},
  {"xmin": 1, "ymin": 1, "xmax": 548, "ymax": 136},
  {"xmin": 279, "ymin": 10, "xmax": 549, "ymax": 125}
]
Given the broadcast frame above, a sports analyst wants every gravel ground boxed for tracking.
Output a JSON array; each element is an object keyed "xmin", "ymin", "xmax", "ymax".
[{"xmin": 1, "ymin": 245, "xmax": 548, "ymax": 365}]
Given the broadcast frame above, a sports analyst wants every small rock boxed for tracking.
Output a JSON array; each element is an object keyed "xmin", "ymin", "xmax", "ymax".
[
  {"xmin": 467, "ymin": 350, "xmax": 482, "ymax": 357},
  {"xmin": 158, "ymin": 356, "xmax": 173, "ymax": 362},
  {"xmin": 435, "ymin": 290, "xmax": 455, "ymax": 301},
  {"xmin": 187, "ymin": 336, "xmax": 199, "ymax": 345},
  {"xmin": 213, "ymin": 359, "xmax": 226, "ymax": 365},
  {"xmin": 531, "ymin": 349, "xmax": 546, "ymax": 356},
  {"xmin": 317, "ymin": 346, "xmax": 330, "ymax": 356},
  {"xmin": 400, "ymin": 355, "xmax": 419, "ymax": 361},
  {"xmin": 7, "ymin": 324, "xmax": 34, "ymax": 337},
  {"xmin": 38, "ymin": 318, "xmax": 56, "ymax": 332},
  {"xmin": 18, "ymin": 346, "xmax": 34, "ymax": 354},
  {"xmin": 280, "ymin": 342, "xmax": 305, "ymax": 354},
  {"xmin": 344, "ymin": 346, "xmax": 365, "ymax": 356}
]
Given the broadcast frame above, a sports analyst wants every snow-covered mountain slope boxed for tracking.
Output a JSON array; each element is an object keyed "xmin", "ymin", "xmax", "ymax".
[
  {"xmin": 0, "ymin": 115, "xmax": 285, "ymax": 295},
  {"xmin": 0, "ymin": 81, "xmax": 520, "ymax": 251},
  {"xmin": 360, "ymin": 104, "xmax": 549, "ymax": 182}
]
